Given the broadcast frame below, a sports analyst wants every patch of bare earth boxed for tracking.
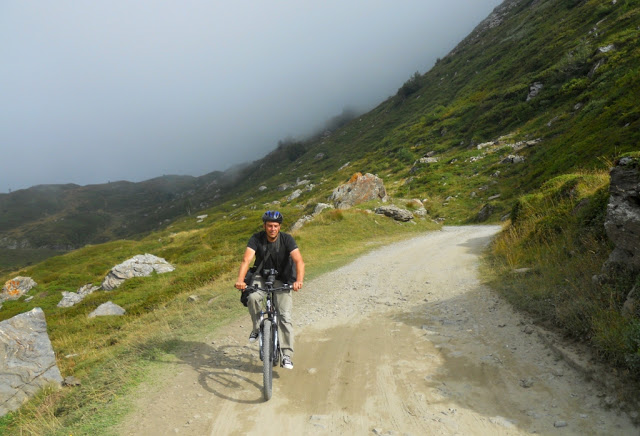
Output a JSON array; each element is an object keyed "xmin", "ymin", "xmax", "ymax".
[{"xmin": 119, "ymin": 226, "xmax": 636, "ymax": 435}]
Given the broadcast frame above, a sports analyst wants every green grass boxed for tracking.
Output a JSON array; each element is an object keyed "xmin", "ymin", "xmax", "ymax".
[
  {"xmin": 0, "ymin": 208, "xmax": 438, "ymax": 435},
  {"xmin": 3, "ymin": 0, "xmax": 640, "ymax": 430},
  {"xmin": 484, "ymin": 169, "xmax": 640, "ymax": 374}
]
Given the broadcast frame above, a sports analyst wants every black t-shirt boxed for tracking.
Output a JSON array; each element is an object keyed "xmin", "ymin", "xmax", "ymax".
[{"xmin": 247, "ymin": 231, "xmax": 298, "ymax": 282}]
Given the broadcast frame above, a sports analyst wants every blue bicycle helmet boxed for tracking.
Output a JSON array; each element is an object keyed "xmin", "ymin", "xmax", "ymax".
[{"xmin": 262, "ymin": 210, "xmax": 283, "ymax": 223}]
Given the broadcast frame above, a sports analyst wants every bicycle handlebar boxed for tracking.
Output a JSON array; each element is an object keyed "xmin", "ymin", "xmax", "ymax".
[{"xmin": 245, "ymin": 284, "xmax": 291, "ymax": 293}]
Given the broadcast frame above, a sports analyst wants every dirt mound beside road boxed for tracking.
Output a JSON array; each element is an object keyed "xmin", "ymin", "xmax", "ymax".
[{"xmin": 120, "ymin": 226, "xmax": 636, "ymax": 435}]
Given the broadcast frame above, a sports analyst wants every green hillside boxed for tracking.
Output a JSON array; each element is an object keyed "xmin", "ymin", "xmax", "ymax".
[{"xmin": 1, "ymin": 0, "xmax": 640, "ymax": 433}]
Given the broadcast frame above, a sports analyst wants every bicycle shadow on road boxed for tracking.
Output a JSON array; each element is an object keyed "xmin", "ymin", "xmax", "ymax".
[{"xmin": 152, "ymin": 339, "xmax": 279, "ymax": 404}]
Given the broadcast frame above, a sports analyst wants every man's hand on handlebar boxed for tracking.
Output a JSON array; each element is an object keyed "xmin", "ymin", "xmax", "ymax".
[
  {"xmin": 293, "ymin": 281, "xmax": 303, "ymax": 291},
  {"xmin": 235, "ymin": 281, "xmax": 247, "ymax": 291}
]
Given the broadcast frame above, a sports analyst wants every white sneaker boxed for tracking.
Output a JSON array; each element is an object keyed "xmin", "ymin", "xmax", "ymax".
[
  {"xmin": 249, "ymin": 331, "xmax": 259, "ymax": 343},
  {"xmin": 282, "ymin": 355, "xmax": 293, "ymax": 369}
]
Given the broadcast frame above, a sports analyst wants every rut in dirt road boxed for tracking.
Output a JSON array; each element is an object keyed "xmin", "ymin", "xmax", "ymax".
[{"xmin": 120, "ymin": 226, "xmax": 636, "ymax": 436}]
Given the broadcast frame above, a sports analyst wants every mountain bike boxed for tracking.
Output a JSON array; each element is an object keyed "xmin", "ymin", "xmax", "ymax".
[{"xmin": 245, "ymin": 268, "xmax": 291, "ymax": 401}]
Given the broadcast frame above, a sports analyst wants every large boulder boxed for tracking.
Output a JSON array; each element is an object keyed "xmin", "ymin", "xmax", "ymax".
[
  {"xmin": 375, "ymin": 205, "xmax": 414, "ymax": 222},
  {"xmin": 329, "ymin": 173, "xmax": 387, "ymax": 210},
  {"xmin": 0, "ymin": 308, "xmax": 63, "ymax": 416},
  {"xmin": 101, "ymin": 254, "xmax": 175, "ymax": 291},
  {"xmin": 1, "ymin": 277, "xmax": 37, "ymax": 304},
  {"xmin": 604, "ymin": 156, "xmax": 640, "ymax": 272}
]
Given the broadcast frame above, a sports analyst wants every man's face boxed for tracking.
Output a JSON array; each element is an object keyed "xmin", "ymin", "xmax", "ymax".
[{"xmin": 264, "ymin": 221, "xmax": 281, "ymax": 241}]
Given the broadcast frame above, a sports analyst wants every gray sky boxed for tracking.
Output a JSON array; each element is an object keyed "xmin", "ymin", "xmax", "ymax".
[{"xmin": 0, "ymin": 0, "xmax": 501, "ymax": 193}]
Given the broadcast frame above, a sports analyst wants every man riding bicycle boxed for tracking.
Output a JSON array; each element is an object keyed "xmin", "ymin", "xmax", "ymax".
[{"xmin": 235, "ymin": 210, "xmax": 305, "ymax": 369}]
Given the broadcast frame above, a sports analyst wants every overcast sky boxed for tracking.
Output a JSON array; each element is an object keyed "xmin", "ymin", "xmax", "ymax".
[{"xmin": 0, "ymin": 0, "xmax": 501, "ymax": 193}]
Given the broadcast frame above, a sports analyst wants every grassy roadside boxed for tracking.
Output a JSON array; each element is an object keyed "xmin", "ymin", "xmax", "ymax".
[
  {"xmin": 0, "ymin": 209, "xmax": 438, "ymax": 435},
  {"xmin": 482, "ymin": 170, "xmax": 640, "ymax": 375}
]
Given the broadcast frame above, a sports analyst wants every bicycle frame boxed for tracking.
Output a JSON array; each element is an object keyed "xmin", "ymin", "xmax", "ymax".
[{"xmin": 247, "ymin": 269, "xmax": 291, "ymax": 367}]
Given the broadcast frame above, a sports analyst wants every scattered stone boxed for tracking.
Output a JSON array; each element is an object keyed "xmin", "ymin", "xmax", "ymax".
[
  {"xmin": 258, "ymin": 185, "xmax": 267, "ymax": 191},
  {"xmin": 523, "ymin": 325, "xmax": 535, "ymax": 334},
  {"xmin": 488, "ymin": 194, "xmax": 501, "ymax": 201},
  {"xmin": 57, "ymin": 284, "xmax": 100, "ymax": 308},
  {"xmin": 476, "ymin": 204, "xmax": 494, "ymax": 222},
  {"xmin": 375, "ymin": 205, "xmax": 414, "ymax": 222},
  {"xmin": 88, "ymin": 301, "xmax": 126, "ymax": 318},
  {"xmin": 313, "ymin": 203, "xmax": 333, "ymax": 215},
  {"xmin": 598, "ymin": 44, "xmax": 615, "ymax": 53},
  {"xmin": 1, "ymin": 276, "xmax": 37, "ymax": 303},
  {"xmin": 339, "ymin": 162, "xmax": 350, "ymax": 170},
  {"xmin": 101, "ymin": 254, "xmax": 175, "ymax": 290},
  {"xmin": 187, "ymin": 295, "xmax": 199, "ymax": 302},
  {"xmin": 0, "ymin": 308, "xmax": 63, "ymax": 417},
  {"xmin": 315, "ymin": 153, "xmax": 325, "ymax": 160},
  {"xmin": 501, "ymin": 154, "xmax": 525, "ymax": 164},
  {"xmin": 513, "ymin": 268, "xmax": 532, "ymax": 275},
  {"xmin": 63, "ymin": 376, "xmax": 81, "ymax": 387},
  {"xmin": 287, "ymin": 189, "xmax": 302, "ymax": 202},
  {"xmin": 291, "ymin": 215, "xmax": 313, "ymax": 232},
  {"xmin": 527, "ymin": 82, "xmax": 544, "ymax": 101},
  {"xmin": 554, "ymin": 420, "xmax": 568, "ymax": 428},
  {"xmin": 277, "ymin": 183, "xmax": 290, "ymax": 191}
]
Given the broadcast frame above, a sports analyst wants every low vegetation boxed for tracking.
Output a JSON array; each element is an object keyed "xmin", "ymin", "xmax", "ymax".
[
  {"xmin": 2, "ymin": 0, "xmax": 640, "ymax": 432},
  {"xmin": 485, "ymin": 170, "xmax": 640, "ymax": 372},
  {"xmin": 0, "ymin": 207, "xmax": 437, "ymax": 435}
]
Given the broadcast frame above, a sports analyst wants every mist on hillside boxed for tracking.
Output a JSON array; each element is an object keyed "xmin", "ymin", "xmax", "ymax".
[{"xmin": 0, "ymin": 0, "xmax": 502, "ymax": 193}]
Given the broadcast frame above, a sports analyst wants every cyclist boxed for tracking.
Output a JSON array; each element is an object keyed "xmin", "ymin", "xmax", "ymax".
[{"xmin": 235, "ymin": 210, "xmax": 305, "ymax": 369}]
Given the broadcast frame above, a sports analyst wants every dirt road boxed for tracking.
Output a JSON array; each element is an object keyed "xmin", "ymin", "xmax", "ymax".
[{"xmin": 120, "ymin": 226, "xmax": 636, "ymax": 435}]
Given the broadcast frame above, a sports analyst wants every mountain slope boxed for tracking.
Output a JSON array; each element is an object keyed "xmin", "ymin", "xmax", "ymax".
[{"xmin": 2, "ymin": 0, "xmax": 640, "ymax": 433}]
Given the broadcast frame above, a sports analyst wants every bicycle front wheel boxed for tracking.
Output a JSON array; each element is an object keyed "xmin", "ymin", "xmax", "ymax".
[{"xmin": 262, "ymin": 320, "xmax": 273, "ymax": 401}]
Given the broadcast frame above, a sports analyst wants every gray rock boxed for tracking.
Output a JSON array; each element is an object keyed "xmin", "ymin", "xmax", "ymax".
[
  {"xmin": 258, "ymin": 185, "xmax": 267, "ymax": 191},
  {"xmin": 526, "ymin": 82, "xmax": 543, "ymax": 101},
  {"xmin": 501, "ymin": 154, "xmax": 525, "ymax": 164},
  {"xmin": 554, "ymin": 420, "xmax": 568, "ymax": 428},
  {"xmin": 291, "ymin": 215, "xmax": 313, "ymax": 232},
  {"xmin": 63, "ymin": 376, "xmax": 81, "ymax": 387},
  {"xmin": 315, "ymin": 153, "xmax": 325, "ymax": 160},
  {"xmin": 603, "ymin": 157, "xmax": 640, "ymax": 273},
  {"xmin": 277, "ymin": 183, "xmax": 290, "ymax": 191},
  {"xmin": 57, "ymin": 284, "xmax": 100, "ymax": 308},
  {"xmin": 1, "ymin": 276, "xmax": 37, "ymax": 303},
  {"xmin": 375, "ymin": 205, "xmax": 414, "ymax": 222},
  {"xmin": 88, "ymin": 301, "xmax": 126, "ymax": 318},
  {"xmin": 287, "ymin": 189, "xmax": 303, "ymax": 202},
  {"xmin": 101, "ymin": 254, "xmax": 175, "ymax": 290},
  {"xmin": 0, "ymin": 308, "xmax": 63, "ymax": 417},
  {"xmin": 476, "ymin": 204, "xmax": 494, "ymax": 222},
  {"xmin": 313, "ymin": 203, "xmax": 333, "ymax": 216},
  {"xmin": 329, "ymin": 173, "xmax": 387, "ymax": 210}
]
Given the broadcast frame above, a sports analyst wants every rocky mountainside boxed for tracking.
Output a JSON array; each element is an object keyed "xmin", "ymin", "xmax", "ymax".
[{"xmin": 3, "ymin": 0, "xmax": 638, "ymax": 273}]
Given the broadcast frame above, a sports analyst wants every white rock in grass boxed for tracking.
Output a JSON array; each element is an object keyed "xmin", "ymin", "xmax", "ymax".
[{"xmin": 88, "ymin": 301, "xmax": 126, "ymax": 318}]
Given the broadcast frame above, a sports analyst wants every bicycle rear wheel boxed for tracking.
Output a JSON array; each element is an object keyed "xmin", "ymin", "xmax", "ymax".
[{"xmin": 262, "ymin": 320, "xmax": 273, "ymax": 401}]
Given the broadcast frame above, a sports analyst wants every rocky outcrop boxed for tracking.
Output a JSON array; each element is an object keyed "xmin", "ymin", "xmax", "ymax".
[
  {"xmin": 88, "ymin": 301, "xmax": 126, "ymax": 318},
  {"xmin": 57, "ymin": 284, "xmax": 100, "ymax": 308},
  {"xmin": 0, "ymin": 308, "xmax": 63, "ymax": 417},
  {"xmin": 1, "ymin": 277, "xmax": 37, "ymax": 303},
  {"xmin": 101, "ymin": 254, "xmax": 175, "ymax": 291},
  {"xmin": 329, "ymin": 173, "xmax": 387, "ymax": 210},
  {"xmin": 603, "ymin": 156, "xmax": 640, "ymax": 272},
  {"xmin": 526, "ymin": 82, "xmax": 543, "ymax": 101},
  {"xmin": 375, "ymin": 205, "xmax": 414, "ymax": 222}
]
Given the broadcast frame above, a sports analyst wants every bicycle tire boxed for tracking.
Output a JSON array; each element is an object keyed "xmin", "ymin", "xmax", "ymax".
[{"xmin": 262, "ymin": 320, "xmax": 273, "ymax": 401}]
